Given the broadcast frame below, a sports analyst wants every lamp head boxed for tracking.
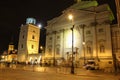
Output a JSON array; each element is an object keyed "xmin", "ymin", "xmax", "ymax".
[{"xmin": 68, "ymin": 14, "xmax": 73, "ymax": 20}]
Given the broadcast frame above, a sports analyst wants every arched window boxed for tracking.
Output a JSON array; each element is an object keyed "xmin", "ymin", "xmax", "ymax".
[
  {"xmin": 87, "ymin": 46, "xmax": 92, "ymax": 54},
  {"xmin": 99, "ymin": 39, "xmax": 106, "ymax": 53},
  {"xmin": 100, "ymin": 45, "xmax": 105, "ymax": 53},
  {"xmin": 56, "ymin": 44, "xmax": 60, "ymax": 55},
  {"xmin": 56, "ymin": 48, "xmax": 60, "ymax": 55},
  {"xmin": 86, "ymin": 41, "xmax": 92, "ymax": 54}
]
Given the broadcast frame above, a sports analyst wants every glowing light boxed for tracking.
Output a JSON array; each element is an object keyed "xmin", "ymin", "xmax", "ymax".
[
  {"xmin": 68, "ymin": 14, "xmax": 73, "ymax": 20},
  {"xmin": 83, "ymin": 42, "xmax": 85, "ymax": 45},
  {"xmin": 65, "ymin": 29, "xmax": 80, "ymax": 48},
  {"xmin": 38, "ymin": 24, "xmax": 42, "ymax": 28},
  {"xmin": 40, "ymin": 46, "xmax": 43, "ymax": 50},
  {"xmin": 66, "ymin": 30, "xmax": 72, "ymax": 48}
]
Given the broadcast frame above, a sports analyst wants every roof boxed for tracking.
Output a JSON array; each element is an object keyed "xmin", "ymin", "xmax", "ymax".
[{"xmin": 69, "ymin": 1, "xmax": 98, "ymax": 10}]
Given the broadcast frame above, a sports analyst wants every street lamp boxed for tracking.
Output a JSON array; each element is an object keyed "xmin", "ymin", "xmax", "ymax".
[
  {"xmin": 68, "ymin": 14, "xmax": 74, "ymax": 74},
  {"xmin": 37, "ymin": 23, "xmax": 42, "ymax": 28}
]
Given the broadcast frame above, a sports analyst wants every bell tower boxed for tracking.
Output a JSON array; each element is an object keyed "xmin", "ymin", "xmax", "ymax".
[{"xmin": 18, "ymin": 18, "xmax": 40, "ymax": 62}]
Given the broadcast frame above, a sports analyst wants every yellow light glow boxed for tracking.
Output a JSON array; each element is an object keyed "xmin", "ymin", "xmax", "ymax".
[
  {"xmin": 68, "ymin": 14, "xmax": 73, "ymax": 20},
  {"xmin": 67, "ymin": 31, "xmax": 72, "ymax": 48},
  {"xmin": 40, "ymin": 46, "xmax": 43, "ymax": 50},
  {"xmin": 65, "ymin": 29, "xmax": 80, "ymax": 48}
]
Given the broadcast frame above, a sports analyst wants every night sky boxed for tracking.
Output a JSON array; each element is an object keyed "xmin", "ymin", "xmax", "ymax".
[{"xmin": 0, "ymin": 0, "xmax": 116, "ymax": 54}]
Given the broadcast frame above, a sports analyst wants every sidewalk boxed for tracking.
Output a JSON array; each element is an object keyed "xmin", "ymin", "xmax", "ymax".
[{"xmin": 1, "ymin": 64, "xmax": 120, "ymax": 79}]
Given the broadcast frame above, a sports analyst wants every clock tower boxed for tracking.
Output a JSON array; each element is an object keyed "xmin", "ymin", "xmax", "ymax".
[{"xmin": 18, "ymin": 18, "xmax": 40, "ymax": 62}]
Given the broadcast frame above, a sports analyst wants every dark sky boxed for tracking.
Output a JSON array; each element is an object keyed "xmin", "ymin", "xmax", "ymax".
[{"xmin": 0, "ymin": 0, "xmax": 116, "ymax": 53}]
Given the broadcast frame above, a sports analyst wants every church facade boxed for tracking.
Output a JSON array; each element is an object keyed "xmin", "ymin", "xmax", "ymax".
[{"xmin": 44, "ymin": 1, "xmax": 119, "ymax": 70}]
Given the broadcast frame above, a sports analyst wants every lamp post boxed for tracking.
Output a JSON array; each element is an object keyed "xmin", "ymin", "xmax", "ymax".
[
  {"xmin": 83, "ymin": 42, "xmax": 85, "ymax": 65},
  {"xmin": 68, "ymin": 14, "xmax": 74, "ymax": 74}
]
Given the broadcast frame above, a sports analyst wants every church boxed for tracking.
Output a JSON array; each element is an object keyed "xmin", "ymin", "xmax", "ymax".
[
  {"xmin": 44, "ymin": 0, "xmax": 120, "ymax": 70},
  {"xmin": 17, "ymin": 0, "xmax": 120, "ymax": 71}
]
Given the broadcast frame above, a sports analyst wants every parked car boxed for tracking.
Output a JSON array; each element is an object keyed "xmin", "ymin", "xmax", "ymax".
[{"xmin": 84, "ymin": 61, "xmax": 99, "ymax": 70}]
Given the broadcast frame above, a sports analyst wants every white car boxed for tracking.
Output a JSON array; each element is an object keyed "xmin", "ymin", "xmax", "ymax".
[{"xmin": 84, "ymin": 61, "xmax": 99, "ymax": 70}]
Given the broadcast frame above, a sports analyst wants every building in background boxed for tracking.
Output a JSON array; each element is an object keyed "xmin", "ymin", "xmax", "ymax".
[{"xmin": 0, "ymin": 42, "xmax": 17, "ymax": 63}]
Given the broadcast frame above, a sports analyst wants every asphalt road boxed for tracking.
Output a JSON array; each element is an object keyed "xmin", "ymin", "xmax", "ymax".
[{"xmin": 0, "ymin": 68, "xmax": 119, "ymax": 80}]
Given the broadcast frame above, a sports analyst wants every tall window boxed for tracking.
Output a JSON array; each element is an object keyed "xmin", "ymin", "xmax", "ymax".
[
  {"xmin": 21, "ymin": 44, "xmax": 23, "ymax": 48},
  {"xmin": 32, "ymin": 35, "xmax": 35, "ymax": 39},
  {"xmin": 87, "ymin": 46, "xmax": 92, "ymax": 54},
  {"xmin": 31, "ymin": 45, "xmax": 34, "ymax": 49},
  {"xmin": 56, "ymin": 48, "xmax": 60, "ymax": 55},
  {"xmin": 100, "ymin": 45, "xmax": 105, "ymax": 53},
  {"xmin": 22, "ymin": 35, "xmax": 24, "ymax": 39},
  {"xmin": 48, "ymin": 48, "xmax": 52, "ymax": 55},
  {"xmin": 48, "ymin": 45, "xmax": 52, "ymax": 55}
]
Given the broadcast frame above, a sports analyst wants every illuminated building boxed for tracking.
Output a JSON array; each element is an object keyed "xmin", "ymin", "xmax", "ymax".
[
  {"xmin": 44, "ymin": 1, "xmax": 118, "ymax": 70},
  {"xmin": 7, "ymin": 42, "xmax": 17, "ymax": 62},
  {"xmin": 8, "ymin": 42, "xmax": 14, "ymax": 54},
  {"xmin": 17, "ymin": 18, "xmax": 40, "ymax": 62}
]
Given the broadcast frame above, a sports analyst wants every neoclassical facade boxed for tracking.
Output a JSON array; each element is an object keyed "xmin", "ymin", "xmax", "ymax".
[{"xmin": 45, "ymin": 1, "xmax": 116, "ymax": 69}]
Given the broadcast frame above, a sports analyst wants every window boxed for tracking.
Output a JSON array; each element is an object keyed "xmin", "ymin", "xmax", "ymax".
[
  {"xmin": 32, "ymin": 35, "xmax": 35, "ymax": 39},
  {"xmin": 21, "ymin": 44, "xmax": 23, "ymax": 48},
  {"xmin": 86, "ymin": 30, "xmax": 91, "ymax": 34},
  {"xmin": 31, "ymin": 45, "xmax": 34, "ymax": 49},
  {"xmin": 33, "ymin": 30, "xmax": 35, "ymax": 33},
  {"xmin": 100, "ymin": 45, "xmax": 105, "ymax": 53},
  {"xmin": 56, "ymin": 48, "xmax": 60, "ymax": 55},
  {"xmin": 22, "ymin": 35, "xmax": 24, "ymax": 39},
  {"xmin": 57, "ymin": 36, "xmax": 60, "ymax": 39},
  {"xmin": 48, "ymin": 48, "xmax": 52, "ymax": 55},
  {"xmin": 87, "ymin": 46, "xmax": 92, "ymax": 54}
]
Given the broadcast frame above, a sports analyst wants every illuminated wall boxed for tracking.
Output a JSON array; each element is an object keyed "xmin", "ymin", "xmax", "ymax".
[
  {"xmin": 45, "ymin": 2, "xmax": 114, "ymax": 69},
  {"xmin": 18, "ymin": 24, "xmax": 40, "ymax": 62}
]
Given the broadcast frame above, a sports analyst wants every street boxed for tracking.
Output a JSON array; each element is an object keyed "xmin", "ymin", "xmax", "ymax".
[{"xmin": 0, "ymin": 68, "xmax": 120, "ymax": 80}]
